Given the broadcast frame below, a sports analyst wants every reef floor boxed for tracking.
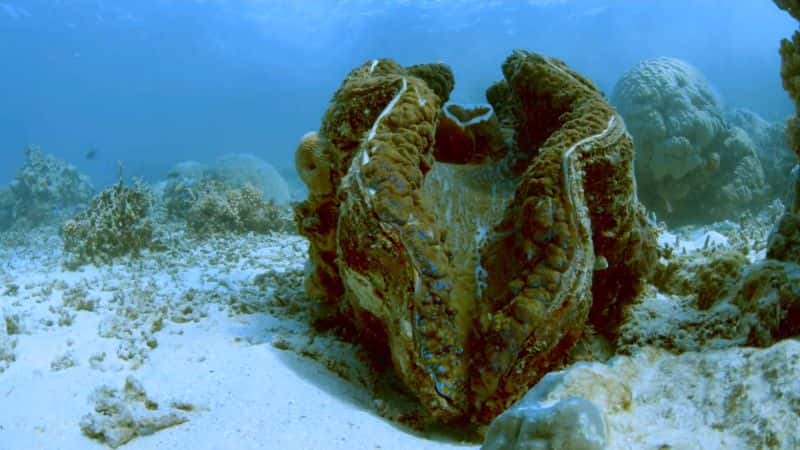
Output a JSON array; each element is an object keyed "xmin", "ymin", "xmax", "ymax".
[
  {"xmin": 0, "ymin": 203, "xmax": 796, "ymax": 449},
  {"xmin": 0, "ymin": 225, "xmax": 474, "ymax": 450}
]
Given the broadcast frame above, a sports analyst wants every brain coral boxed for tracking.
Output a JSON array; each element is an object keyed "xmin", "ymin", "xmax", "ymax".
[
  {"xmin": 295, "ymin": 51, "xmax": 656, "ymax": 424},
  {"xmin": 612, "ymin": 58, "xmax": 768, "ymax": 223}
]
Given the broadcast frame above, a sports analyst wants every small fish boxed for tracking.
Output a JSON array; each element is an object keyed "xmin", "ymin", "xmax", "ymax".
[{"xmin": 85, "ymin": 148, "xmax": 97, "ymax": 160}]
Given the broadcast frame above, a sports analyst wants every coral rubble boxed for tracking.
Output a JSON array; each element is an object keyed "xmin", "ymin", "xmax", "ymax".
[
  {"xmin": 612, "ymin": 58, "xmax": 769, "ymax": 223},
  {"xmin": 295, "ymin": 51, "xmax": 656, "ymax": 423},
  {"xmin": 80, "ymin": 376, "xmax": 193, "ymax": 448},
  {"xmin": 61, "ymin": 177, "xmax": 154, "ymax": 268},
  {"xmin": 484, "ymin": 340, "xmax": 800, "ymax": 450}
]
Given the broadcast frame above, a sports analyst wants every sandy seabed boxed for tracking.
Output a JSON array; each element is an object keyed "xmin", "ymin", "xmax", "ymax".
[
  {"xmin": 0, "ymin": 226, "xmax": 475, "ymax": 450},
  {"xmin": 1, "ymin": 213, "xmax": 799, "ymax": 450}
]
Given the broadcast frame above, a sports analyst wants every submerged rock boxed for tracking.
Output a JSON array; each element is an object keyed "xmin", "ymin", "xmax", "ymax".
[
  {"xmin": 485, "ymin": 340, "xmax": 800, "ymax": 449},
  {"xmin": 482, "ymin": 369, "xmax": 608, "ymax": 450},
  {"xmin": 295, "ymin": 51, "xmax": 656, "ymax": 423}
]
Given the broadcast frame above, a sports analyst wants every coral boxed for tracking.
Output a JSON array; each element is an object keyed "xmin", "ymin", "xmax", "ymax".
[
  {"xmin": 483, "ymin": 340, "xmax": 800, "ymax": 449},
  {"xmin": 7, "ymin": 146, "xmax": 94, "ymax": 226},
  {"xmin": 620, "ymin": 257, "xmax": 800, "ymax": 355},
  {"xmin": 482, "ymin": 369, "xmax": 608, "ymax": 450},
  {"xmin": 612, "ymin": 58, "xmax": 768, "ymax": 223},
  {"xmin": 162, "ymin": 160, "xmax": 208, "ymax": 219},
  {"xmin": 726, "ymin": 108, "xmax": 795, "ymax": 197},
  {"xmin": 733, "ymin": 259, "xmax": 800, "ymax": 345},
  {"xmin": 61, "ymin": 177, "xmax": 154, "ymax": 268},
  {"xmin": 768, "ymin": 166, "xmax": 800, "ymax": 264},
  {"xmin": 294, "ymin": 51, "xmax": 656, "ymax": 423},
  {"xmin": 776, "ymin": 0, "xmax": 800, "ymax": 159},
  {"xmin": 0, "ymin": 186, "xmax": 13, "ymax": 231},
  {"xmin": 80, "ymin": 376, "xmax": 193, "ymax": 448},
  {"xmin": 205, "ymin": 153, "xmax": 291, "ymax": 205},
  {"xmin": 184, "ymin": 179, "xmax": 293, "ymax": 236},
  {"xmin": 652, "ymin": 247, "xmax": 748, "ymax": 309}
]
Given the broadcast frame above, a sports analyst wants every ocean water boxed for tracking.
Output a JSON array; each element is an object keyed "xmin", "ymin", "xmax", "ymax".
[{"xmin": 1, "ymin": 1, "xmax": 799, "ymax": 449}]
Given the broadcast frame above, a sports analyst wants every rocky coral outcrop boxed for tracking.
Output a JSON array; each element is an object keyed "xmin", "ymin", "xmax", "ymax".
[
  {"xmin": 4, "ymin": 146, "xmax": 94, "ymax": 227},
  {"xmin": 183, "ymin": 179, "xmax": 294, "ymax": 236},
  {"xmin": 0, "ymin": 186, "xmax": 13, "ymax": 231},
  {"xmin": 295, "ymin": 51, "xmax": 656, "ymax": 423},
  {"xmin": 775, "ymin": 0, "xmax": 800, "ymax": 158},
  {"xmin": 726, "ymin": 108, "xmax": 795, "ymax": 197},
  {"xmin": 482, "ymin": 369, "xmax": 608, "ymax": 450},
  {"xmin": 205, "ymin": 153, "xmax": 291, "ymax": 205},
  {"xmin": 612, "ymin": 58, "xmax": 769, "ymax": 223},
  {"xmin": 61, "ymin": 177, "xmax": 154, "ymax": 268},
  {"xmin": 484, "ymin": 340, "xmax": 800, "ymax": 450},
  {"xmin": 767, "ymin": 167, "xmax": 800, "ymax": 264}
]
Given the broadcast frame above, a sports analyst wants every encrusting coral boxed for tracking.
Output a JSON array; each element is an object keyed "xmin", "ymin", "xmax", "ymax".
[
  {"xmin": 612, "ymin": 58, "xmax": 769, "ymax": 223},
  {"xmin": 294, "ymin": 51, "xmax": 657, "ymax": 424},
  {"xmin": 61, "ymin": 171, "xmax": 154, "ymax": 268}
]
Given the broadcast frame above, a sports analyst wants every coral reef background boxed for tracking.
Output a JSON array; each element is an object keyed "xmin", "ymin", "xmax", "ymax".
[
  {"xmin": 0, "ymin": 1, "xmax": 795, "ymax": 187},
  {"xmin": 2, "ymin": 1, "xmax": 800, "ymax": 450}
]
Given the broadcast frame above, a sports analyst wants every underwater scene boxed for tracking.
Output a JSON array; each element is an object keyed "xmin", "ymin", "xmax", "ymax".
[{"xmin": 1, "ymin": 1, "xmax": 800, "ymax": 449}]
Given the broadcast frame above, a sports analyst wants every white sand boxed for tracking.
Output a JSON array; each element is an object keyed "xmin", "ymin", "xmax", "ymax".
[{"xmin": 0, "ymin": 227, "xmax": 476, "ymax": 449}]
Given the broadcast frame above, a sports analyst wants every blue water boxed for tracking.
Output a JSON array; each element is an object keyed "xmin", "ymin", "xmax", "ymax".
[{"xmin": 0, "ymin": 0, "xmax": 795, "ymax": 187}]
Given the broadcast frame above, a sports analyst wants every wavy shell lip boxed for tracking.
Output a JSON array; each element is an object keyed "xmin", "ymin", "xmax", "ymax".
[{"xmin": 294, "ymin": 52, "xmax": 657, "ymax": 424}]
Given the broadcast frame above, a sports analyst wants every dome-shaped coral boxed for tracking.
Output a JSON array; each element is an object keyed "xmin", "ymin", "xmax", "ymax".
[{"xmin": 612, "ymin": 58, "xmax": 768, "ymax": 223}]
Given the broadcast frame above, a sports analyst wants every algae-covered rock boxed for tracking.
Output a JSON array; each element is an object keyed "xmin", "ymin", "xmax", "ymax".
[
  {"xmin": 184, "ymin": 179, "xmax": 293, "ymax": 236},
  {"xmin": 295, "ymin": 51, "xmax": 656, "ymax": 423},
  {"xmin": 61, "ymin": 178, "xmax": 153, "ymax": 268},
  {"xmin": 612, "ymin": 58, "xmax": 768, "ymax": 223},
  {"xmin": 8, "ymin": 146, "xmax": 94, "ymax": 226},
  {"xmin": 485, "ymin": 340, "xmax": 800, "ymax": 449}
]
